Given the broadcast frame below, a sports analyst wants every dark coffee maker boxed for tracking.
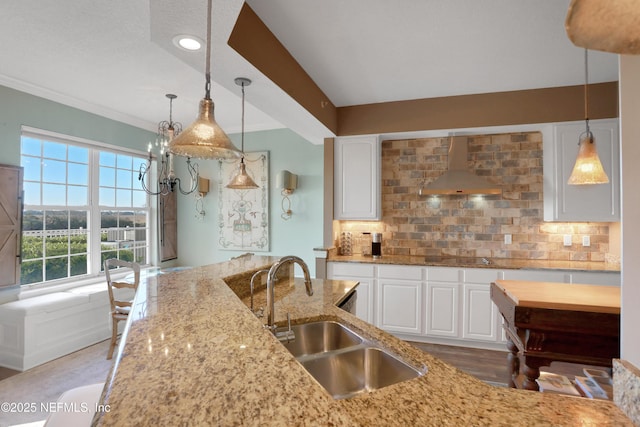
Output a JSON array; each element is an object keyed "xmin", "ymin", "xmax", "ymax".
[{"xmin": 372, "ymin": 233, "xmax": 382, "ymax": 258}]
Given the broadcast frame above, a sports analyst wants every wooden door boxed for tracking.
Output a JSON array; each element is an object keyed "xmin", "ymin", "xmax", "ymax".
[
  {"xmin": 159, "ymin": 190, "xmax": 177, "ymax": 261},
  {"xmin": 0, "ymin": 164, "xmax": 23, "ymax": 287}
]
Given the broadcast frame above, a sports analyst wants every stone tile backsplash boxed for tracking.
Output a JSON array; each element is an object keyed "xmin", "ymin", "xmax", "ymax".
[{"xmin": 338, "ymin": 132, "xmax": 612, "ymax": 261}]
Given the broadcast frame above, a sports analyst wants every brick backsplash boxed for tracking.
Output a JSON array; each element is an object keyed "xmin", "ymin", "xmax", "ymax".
[{"xmin": 337, "ymin": 131, "xmax": 611, "ymax": 261}]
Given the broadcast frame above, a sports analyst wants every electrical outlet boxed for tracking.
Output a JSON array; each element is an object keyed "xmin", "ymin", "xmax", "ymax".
[
  {"xmin": 504, "ymin": 234, "xmax": 512, "ymax": 245},
  {"xmin": 563, "ymin": 235, "xmax": 572, "ymax": 246},
  {"xmin": 582, "ymin": 236, "xmax": 591, "ymax": 247}
]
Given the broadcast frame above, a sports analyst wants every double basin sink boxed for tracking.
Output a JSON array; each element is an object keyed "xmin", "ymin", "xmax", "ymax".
[{"xmin": 275, "ymin": 320, "xmax": 426, "ymax": 399}]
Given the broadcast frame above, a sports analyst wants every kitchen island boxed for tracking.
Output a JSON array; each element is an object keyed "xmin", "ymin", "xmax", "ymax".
[{"xmin": 92, "ymin": 255, "xmax": 631, "ymax": 426}]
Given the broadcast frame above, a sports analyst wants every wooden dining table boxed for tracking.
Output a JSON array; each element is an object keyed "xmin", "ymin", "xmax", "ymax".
[{"xmin": 490, "ymin": 279, "xmax": 620, "ymax": 391}]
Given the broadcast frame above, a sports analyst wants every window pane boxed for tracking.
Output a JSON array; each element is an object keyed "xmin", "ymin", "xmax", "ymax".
[
  {"xmin": 68, "ymin": 146, "xmax": 88, "ymax": 163},
  {"xmin": 68, "ymin": 162, "xmax": 88, "ymax": 185},
  {"xmin": 134, "ymin": 211, "xmax": 147, "ymax": 227},
  {"xmin": 70, "ymin": 254, "xmax": 88, "ymax": 276},
  {"xmin": 21, "ymin": 137, "xmax": 41, "ymax": 156},
  {"xmin": 99, "ymin": 187, "xmax": 115, "ymax": 206},
  {"xmin": 119, "ymin": 212, "xmax": 134, "ymax": 228},
  {"xmin": 100, "ymin": 152, "xmax": 116, "ymax": 167},
  {"xmin": 70, "ymin": 210, "xmax": 88, "ymax": 229},
  {"xmin": 46, "ymin": 235, "xmax": 69, "ymax": 256},
  {"xmin": 46, "ymin": 210, "xmax": 69, "ymax": 230},
  {"xmin": 43, "ymin": 141, "xmax": 66, "ymax": 160},
  {"xmin": 22, "ymin": 210, "xmax": 43, "ymax": 231},
  {"xmin": 116, "ymin": 154, "xmax": 133, "ymax": 170},
  {"xmin": 43, "ymin": 159, "xmax": 66, "ymax": 184},
  {"xmin": 23, "ymin": 182, "xmax": 41, "ymax": 205},
  {"xmin": 99, "ymin": 166, "xmax": 115, "ymax": 187},
  {"xmin": 101, "ymin": 211, "xmax": 118, "ymax": 229},
  {"xmin": 116, "ymin": 168, "xmax": 132, "ymax": 189},
  {"xmin": 21, "ymin": 234, "xmax": 43, "ymax": 259},
  {"xmin": 22, "ymin": 155, "xmax": 41, "ymax": 181},
  {"xmin": 116, "ymin": 189, "xmax": 132, "ymax": 207},
  {"xmin": 133, "ymin": 157, "xmax": 146, "ymax": 173},
  {"xmin": 42, "ymin": 184, "xmax": 66, "ymax": 205},
  {"xmin": 70, "ymin": 232, "xmax": 87, "ymax": 254},
  {"xmin": 46, "ymin": 257, "xmax": 68, "ymax": 281},
  {"xmin": 21, "ymin": 260, "xmax": 43, "ymax": 285},
  {"xmin": 132, "ymin": 190, "xmax": 147, "ymax": 208},
  {"xmin": 68, "ymin": 185, "xmax": 88, "ymax": 206}
]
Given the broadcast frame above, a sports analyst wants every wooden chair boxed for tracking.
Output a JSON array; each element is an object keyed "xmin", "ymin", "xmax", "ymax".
[{"xmin": 104, "ymin": 258, "xmax": 140, "ymax": 359}]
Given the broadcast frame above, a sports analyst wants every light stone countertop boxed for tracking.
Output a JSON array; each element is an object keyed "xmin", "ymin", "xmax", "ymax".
[
  {"xmin": 328, "ymin": 253, "xmax": 621, "ymax": 272},
  {"xmin": 92, "ymin": 255, "xmax": 632, "ymax": 426}
]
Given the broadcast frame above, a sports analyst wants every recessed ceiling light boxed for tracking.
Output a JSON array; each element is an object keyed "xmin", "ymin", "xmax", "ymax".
[{"xmin": 173, "ymin": 35, "xmax": 203, "ymax": 52}]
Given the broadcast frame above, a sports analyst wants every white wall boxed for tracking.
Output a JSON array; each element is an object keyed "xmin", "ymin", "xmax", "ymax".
[
  {"xmin": 619, "ymin": 55, "xmax": 640, "ymax": 368},
  {"xmin": 173, "ymin": 128, "xmax": 324, "ymax": 277}
]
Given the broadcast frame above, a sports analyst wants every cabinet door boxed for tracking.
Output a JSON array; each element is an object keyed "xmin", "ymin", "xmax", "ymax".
[
  {"xmin": 544, "ymin": 119, "xmax": 620, "ymax": 221},
  {"xmin": 0, "ymin": 165, "xmax": 23, "ymax": 288},
  {"xmin": 425, "ymin": 282, "xmax": 459, "ymax": 338},
  {"xmin": 327, "ymin": 262, "xmax": 376, "ymax": 324},
  {"xmin": 462, "ymin": 284, "xmax": 498, "ymax": 342},
  {"xmin": 334, "ymin": 136, "xmax": 380, "ymax": 220},
  {"xmin": 378, "ymin": 279, "xmax": 422, "ymax": 335}
]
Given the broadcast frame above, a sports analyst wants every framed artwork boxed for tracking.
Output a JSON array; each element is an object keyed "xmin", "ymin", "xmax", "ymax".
[{"xmin": 217, "ymin": 151, "xmax": 269, "ymax": 251}]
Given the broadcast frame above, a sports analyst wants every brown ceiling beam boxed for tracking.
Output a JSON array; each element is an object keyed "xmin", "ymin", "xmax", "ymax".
[
  {"xmin": 337, "ymin": 82, "xmax": 618, "ymax": 136},
  {"xmin": 228, "ymin": 3, "xmax": 338, "ymax": 134}
]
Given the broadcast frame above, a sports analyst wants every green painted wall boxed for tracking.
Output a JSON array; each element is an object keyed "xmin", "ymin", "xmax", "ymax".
[
  {"xmin": 175, "ymin": 128, "xmax": 324, "ymax": 276},
  {"xmin": 0, "ymin": 85, "xmax": 154, "ymax": 165},
  {"xmin": 0, "ymin": 85, "xmax": 325, "ymax": 280}
]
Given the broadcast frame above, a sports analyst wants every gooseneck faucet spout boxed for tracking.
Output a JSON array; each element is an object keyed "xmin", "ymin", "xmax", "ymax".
[{"xmin": 266, "ymin": 255, "xmax": 313, "ymax": 331}]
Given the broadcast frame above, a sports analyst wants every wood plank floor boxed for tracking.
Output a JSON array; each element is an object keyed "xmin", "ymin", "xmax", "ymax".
[{"xmin": 408, "ymin": 341, "xmax": 612, "ymax": 388}]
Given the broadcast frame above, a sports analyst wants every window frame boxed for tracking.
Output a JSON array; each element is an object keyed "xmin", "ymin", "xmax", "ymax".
[{"xmin": 20, "ymin": 126, "xmax": 151, "ymax": 289}]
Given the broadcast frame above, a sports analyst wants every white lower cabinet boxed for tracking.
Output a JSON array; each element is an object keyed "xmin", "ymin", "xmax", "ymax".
[
  {"xmin": 425, "ymin": 267, "xmax": 460, "ymax": 338},
  {"xmin": 327, "ymin": 262, "xmax": 618, "ymax": 349},
  {"xmin": 326, "ymin": 262, "xmax": 376, "ymax": 324},
  {"xmin": 462, "ymin": 269, "xmax": 504, "ymax": 343},
  {"xmin": 377, "ymin": 265, "xmax": 424, "ymax": 335}
]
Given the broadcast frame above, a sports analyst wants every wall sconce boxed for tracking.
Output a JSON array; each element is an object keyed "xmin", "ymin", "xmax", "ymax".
[
  {"xmin": 276, "ymin": 170, "xmax": 298, "ymax": 220},
  {"xmin": 194, "ymin": 176, "xmax": 210, "ymax": 220}
]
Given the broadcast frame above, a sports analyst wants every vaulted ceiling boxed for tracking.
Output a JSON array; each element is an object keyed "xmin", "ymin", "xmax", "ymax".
[{"xmin": 0, "ymin": 0, "xmax": 619, "ymax": 145}]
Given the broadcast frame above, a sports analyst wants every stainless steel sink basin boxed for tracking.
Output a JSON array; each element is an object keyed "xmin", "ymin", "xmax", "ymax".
[
  {"xmin": 300, "ymin": 347, "xmax": 424, "ymax": 399},
  {"xmin": 275, "ymin": 320, "xmax": 426, "ymax": 399},
  {"xmin": 278, "ymin": 320, "xmax": 363, "ymax": 357}
]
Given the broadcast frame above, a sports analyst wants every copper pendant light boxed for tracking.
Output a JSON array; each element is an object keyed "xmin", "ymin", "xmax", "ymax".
[
  {"xmin": 168, "ymin": 0, "xmax": 242, "ymax": 160},
  {"xmin": 567, "ymin": 49, "xmax": 609, "ymax": 185},
  {"xmin": 226, "ymin": 77, "xmax": 259, "ymax": 189}
]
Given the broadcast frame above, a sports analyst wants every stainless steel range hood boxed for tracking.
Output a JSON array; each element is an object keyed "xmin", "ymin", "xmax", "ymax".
[{"xmin": 419, "ymin": 136, "xmax": 501, "ymax": 196}]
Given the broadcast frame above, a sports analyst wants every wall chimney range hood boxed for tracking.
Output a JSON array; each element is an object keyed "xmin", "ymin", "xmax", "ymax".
[{"xmin": 418, "ymin": 136, "xmax": 502, "ymax": 196}]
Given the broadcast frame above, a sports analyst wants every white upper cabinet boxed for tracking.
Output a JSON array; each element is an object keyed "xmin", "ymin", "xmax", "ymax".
[
  {"xmin": 334, "ymin": 136, "xmax": 381, "ymax": 220},
  {"xmin": 544, "ymin": 119, "xmax": 620, "ymax": 221}
]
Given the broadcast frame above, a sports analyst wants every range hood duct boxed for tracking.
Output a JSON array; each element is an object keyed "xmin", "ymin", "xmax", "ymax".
[{"xmin": 419, "ymin": 136, "xmax": 501, "ymax": 196}]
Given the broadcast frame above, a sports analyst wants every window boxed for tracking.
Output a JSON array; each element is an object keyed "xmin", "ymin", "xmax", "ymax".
[{"xmin": 20, "ymin": 128, "xmax": 149, "ymax": 287}]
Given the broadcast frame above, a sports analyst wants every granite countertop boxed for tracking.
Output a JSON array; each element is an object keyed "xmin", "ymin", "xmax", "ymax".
[
  {"xmin": 328, "ymin": 253, "xmax": 621, "ymax": 272},
  {"xmin": 92, "ymin": 255, "xmax": 631, "ymax": 426}
]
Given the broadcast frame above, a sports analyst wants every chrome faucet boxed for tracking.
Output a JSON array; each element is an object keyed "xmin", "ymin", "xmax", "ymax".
[
  {"xmin": 266, "ymin": 255, "xmax": 313, "ymax": 332},
  {"xmin": 249, "ymin": 269, "xmax": 269, "ymax": 317}
]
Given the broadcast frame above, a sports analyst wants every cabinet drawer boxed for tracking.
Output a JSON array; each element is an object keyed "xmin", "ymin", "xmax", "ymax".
[
  {"xmin": 378, "ymin": 265, "xmax": 424, "ymax": 280},
  {"xmin": 328, "ymin": 262, "xmax": 375, "ymax": 278},
  {"xmin": 427, "ymin": 267, "xmax": 460, "ymax": 282},
  {"xmin": 463, "ymin": 268, "xmax": 503, "ymax": 284}
]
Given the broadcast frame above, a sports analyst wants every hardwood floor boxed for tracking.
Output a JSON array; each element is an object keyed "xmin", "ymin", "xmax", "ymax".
[{"xmin": 408, "ymin": 341, "xmax": 612, "ymax": 388}]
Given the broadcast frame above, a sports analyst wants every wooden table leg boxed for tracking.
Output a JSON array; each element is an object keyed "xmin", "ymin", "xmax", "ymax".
[
  {"xmin": 506, "ymin": 336, "xmax": 520, "ymax": 388},
  {"xmin": 522, "ymin": 357, "xmax": 552, "ymax": 391}
]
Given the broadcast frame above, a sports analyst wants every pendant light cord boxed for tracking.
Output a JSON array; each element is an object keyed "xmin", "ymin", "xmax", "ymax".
[
  {"xmin": 584, "ymin": 48, "xmax": 590, "ymax": 134},
  {"xmin": 204, "ymin": 0, "xmax": 212, "ymax": 99},
  {"xmin": 241, "ymin": 81, "xmax": 245, "ymax": 155}
]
